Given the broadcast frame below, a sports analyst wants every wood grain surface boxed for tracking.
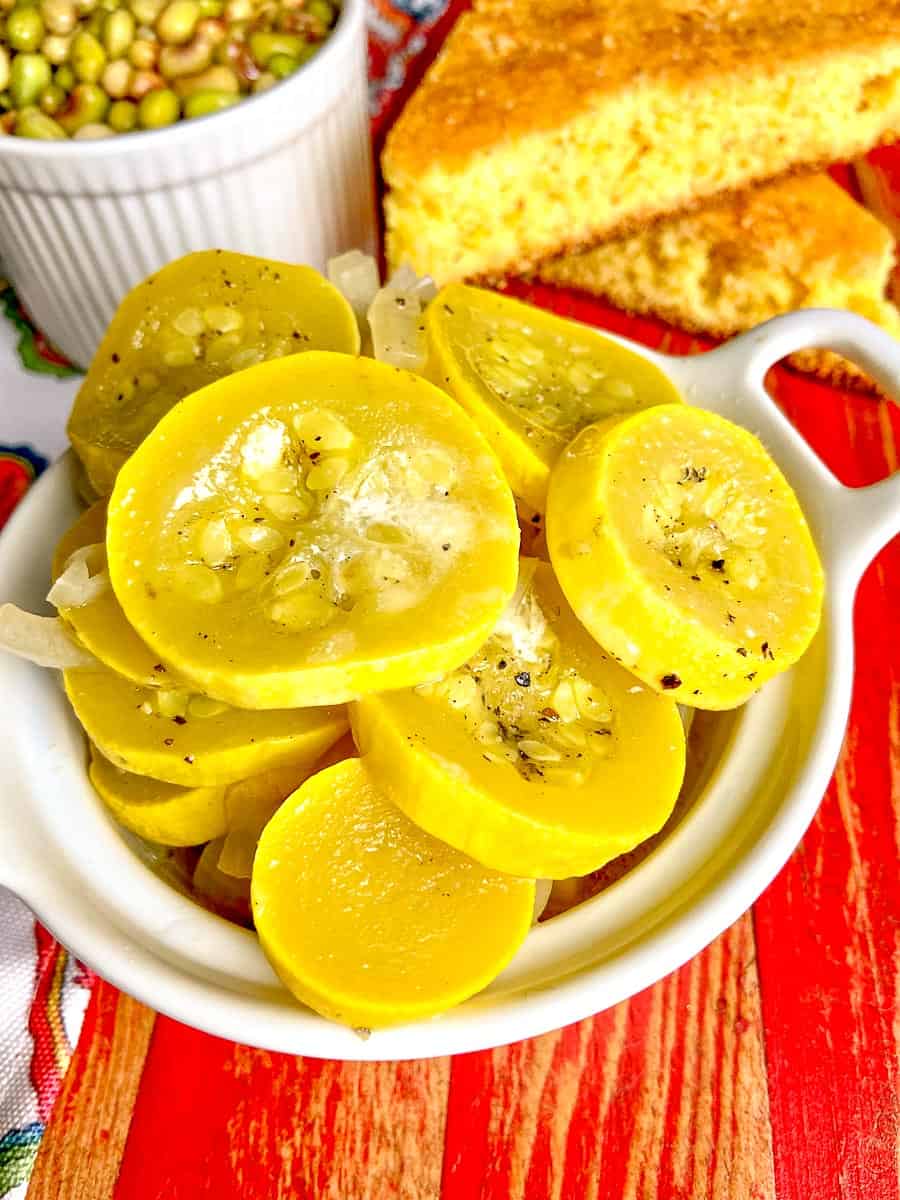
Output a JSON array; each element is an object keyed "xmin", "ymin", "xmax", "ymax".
[
  {"xmin": 26, "ymin": 982, "xmax": 155, "ymax": 1200},
  {"xmin": 17, "ymin": 24, "xmax": 900, "ymax": 1197},
  {"xmin": 441, "ymin": 915, "xmax": 774, "ymax": 1200},
  {"xmin": 114, "ymin": 1022, "xmax": 450, "ymax": 1199}
]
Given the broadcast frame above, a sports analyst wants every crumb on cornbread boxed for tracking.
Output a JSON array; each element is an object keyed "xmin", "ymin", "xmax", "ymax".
[
  {"xmin": 383, "ymin": 0, "xmax": 900, "ymax": 285},
  {"xmin": 538, "ymin": 173, "xmax": 900, "ymax": 391}
]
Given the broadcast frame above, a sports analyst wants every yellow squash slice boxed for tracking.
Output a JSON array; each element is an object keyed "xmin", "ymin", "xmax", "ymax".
[
  {"xmin": 90, "ymin": 744, "xmax": 228, "ymax": 846},
  {"xmin": 51, "ymin": 500, "xmax": 109, "ymax": 581},
  {"xmin": 65, "ymin": 667, "xmax": 347, "ymax": 786},
  {"xmin": 425, "ymin": 284, "xmax": 682, "ymax": 511},
  {"xmin": 216, "ymin": 733, "xmax": 360, "ymax": 874},
  {"xmin": 107, "ymin": 353, "xmax": 519, "ymax": 709},
  {"xmin": 352, "ymin": 560, "xmax": 685, "ymax": 879},
  {"xmin": 252, "ymin": 759, "xmax": 535, "ymax": 1029},
  {"xmin": 546, "ymin": 405, "xmax": 825, "ymax": 709},
  {"xmin": 190, "ymin": 738, "xmax": 361, "ymax": 923},
  {"xmin": 199, "ymin": 735, "xmax": 360, "ymax": 904},
  {"xmin": 52, "ymin": 501, "xmax": 184, "ymax": 689},
  {"xmin": 68, "ymin": 251, "xmax": 360, "ymax": 496},
  {"xmin": 89, "ymin": 746, "xmax": 310, "ymax": 847}
]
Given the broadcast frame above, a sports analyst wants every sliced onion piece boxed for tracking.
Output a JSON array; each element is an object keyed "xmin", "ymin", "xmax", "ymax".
[
  {"xmin": 217, "ymin": 828, "xmax": 258, "ymax": 879},
  {"xmin": 367, "ymin": 286, "xmax": 427, "ymax": 371},
  {"xmin": 388, "ymin": 262, "xmax": 438, "ymax": 304},
  {"xmin": 533, "ymin": 878, "xmax": 553, "ymax": 923},
  {"xmin": 193, "ymin": 838, "xmax": 252, "ymax": 923},
  {"xmin": 0, "ymin": 604, "xmax": 97, "ymax": 669},
  {"xmin": 678, "ymin": 705, "xmax": 694, "ymax": 737},
  {"xmin": 327, "ymin": 251, "xmax": 381, "ymax": 324},
  {"xmin": 367, "ymin": 263, "xmax": 438, "ymax": 372},
  {"xmin": 47, "ymin": 543, "xmax": 110, "ymax": 609}
]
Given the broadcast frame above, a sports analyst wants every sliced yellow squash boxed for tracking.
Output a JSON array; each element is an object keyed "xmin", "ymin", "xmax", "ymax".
[
  {"xmin": 252, "ymin": 759, "xmax": 535, "ymax": 1028},
  {"xmin": 89, "ymin": 744, "xmax": 230, "ymax": 846},
  {"xmin": 352, "ymin": 560, "xmax": 685, "ymax": 879},
  {"xmin": 209, "ymin": 734, "xmax": 361, "ymax": 884},
  {"xmin": 65, "ymin": 667, "xmax": 347, "ymax": 786},
  {"xmin": 106, "ymin": 353, "xmax": 519, "ymax": 709},
  {"xmin": 89, "ymin": 745, "xmax": 313, "ymax": 847},
  {"xmin": 546, "ymin": 405, "xmax": 825, "ymax": 708},
  {"xmin": 52, "ymin": 499, "xmax": 107, "ymax": 581},
  {"xmin": 425, "ymin": 283, "xmax": 682, "ymax": 511},
  {"xmin": 52, "ymin": 501, "xmax": 183, "ymax": 689},
  {"xmin": 68, "ymin": 251, "xmax": 360, "ymax": 496}
]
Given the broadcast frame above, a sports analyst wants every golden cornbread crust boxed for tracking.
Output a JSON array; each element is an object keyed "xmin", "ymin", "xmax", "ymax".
[
  {"xmin": 383, "ymin": 0, "xmax": 900, "ymax": 283},
  {"xmin": 540, "ymin": 174, "xmax": 900, "ymax": 393},
  {"xmin": 789, "ymin": 350, "xmax": 876, "ymax": 390},
  {"xmin": 387, "ymin": 0, "xmax": 900, "ymax": 175}
]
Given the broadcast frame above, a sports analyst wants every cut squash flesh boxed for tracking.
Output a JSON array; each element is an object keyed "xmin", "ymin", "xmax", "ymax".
[
  {"xmin": 68, "ymin": 251, "xmax": 360, "ymax": 496},
  {"xmin": 89, "ymin": 746, "xmax": 312, "ymax": 847},
  {"xmin": 252, "ymin": 759, "xmax": 535, "ymax": 1028},
  {"xmin": 198, "ymin": 736, "xmax": 359, "ymax": 891},
  {"xmin": 352, "ymin": 560, "xmax": 686, "ymax": 878},
  {"xmin": 546, "ymin": 405, "xmax": 825, "ymax": 708},
  {"xmin": 425, "ymin": 283, "xmax": 682, "ymax": 511},
  {"xmin": 106, "ymin": 352, "xmax": 519, "ymax": 709},
  {"xmin": 89, "ymin": 744, "xmax": 229, "ymax": 846},
  {"xmin": 52, "ymin": 501, "xmax": 183, "ymax": 689},
  {"xmin": 65, "ymin": 667, "xmax": 347, "ymax": 787}
]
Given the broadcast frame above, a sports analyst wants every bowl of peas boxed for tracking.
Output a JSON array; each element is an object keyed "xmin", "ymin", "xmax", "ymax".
[{"xmin": 0, "ymin": 0, "xmax": 375, "ymax": 367}]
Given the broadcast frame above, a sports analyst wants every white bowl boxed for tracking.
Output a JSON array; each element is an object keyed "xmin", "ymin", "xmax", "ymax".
[
  {"xmin": 0, "ymin": 0, "xmax": 375, "ymax": 369},
  {"xmin": 0, "ymin": 309, "xmax": 898, "ymax": 1061}
]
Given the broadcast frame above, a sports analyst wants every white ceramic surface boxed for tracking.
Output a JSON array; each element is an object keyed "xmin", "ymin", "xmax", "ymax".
[
  {"xmin": 0, "ymin": 309, "xmax": 898, "ymax": 1061},
  {"xmin": 0, "ymin": 0, "xmax": 375, "ymax": 369}
]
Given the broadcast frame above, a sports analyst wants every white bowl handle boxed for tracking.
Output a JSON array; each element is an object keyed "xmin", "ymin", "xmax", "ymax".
[{"xmin": 663, "ymin": 309, "xmax": 900, "ymax": 579}]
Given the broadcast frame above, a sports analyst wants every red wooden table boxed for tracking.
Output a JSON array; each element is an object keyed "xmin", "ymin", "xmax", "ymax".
[{"xmin": 17, "ymin": 13, "xmax": 900, "ymax": 1198}]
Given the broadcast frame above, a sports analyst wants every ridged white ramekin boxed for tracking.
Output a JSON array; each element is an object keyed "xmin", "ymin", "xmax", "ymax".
[{"xmin": 0, "ymin": 0, "xmax": 376, "ymax": 368}]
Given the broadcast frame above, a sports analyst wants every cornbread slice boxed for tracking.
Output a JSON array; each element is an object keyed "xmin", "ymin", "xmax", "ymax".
[
  {"xmin": 538, "ymin": 173, "xmax": 900, "ymax": 390},
  {"xmin": 383, "ymin": 0, "xmax": 900, "ymax": 284}
]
